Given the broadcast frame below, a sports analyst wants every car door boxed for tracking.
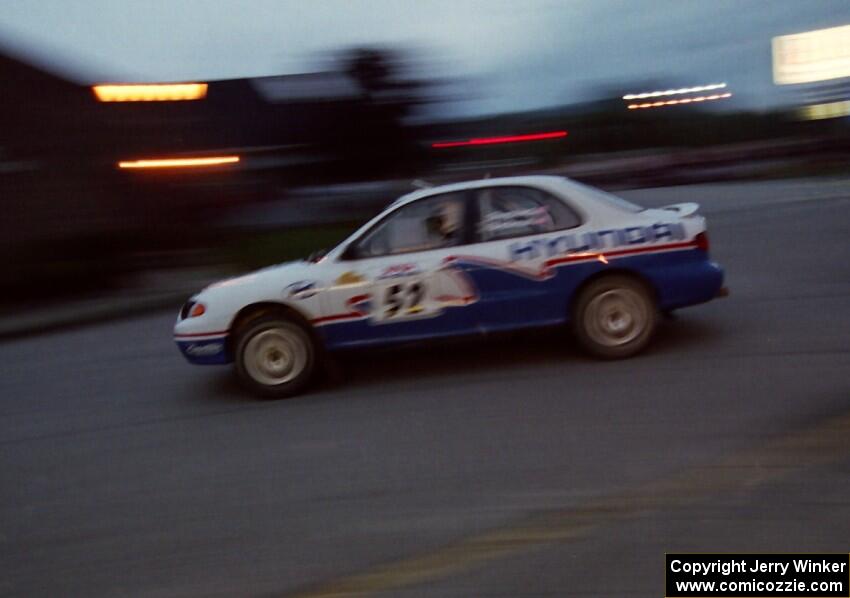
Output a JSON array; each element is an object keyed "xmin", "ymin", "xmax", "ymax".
[
  {"xmin": 446, "ymin": 185, "xmax": 585, "ymax": 331},
  {"xmin": 318, "ymin": 191, "xmax": 481, "ymax": 348}
]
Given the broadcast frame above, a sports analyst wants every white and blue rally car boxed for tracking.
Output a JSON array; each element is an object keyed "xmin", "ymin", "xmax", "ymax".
[{"xmin": 174, "ymin": 175, "xmax": 725, "ymax": 397}]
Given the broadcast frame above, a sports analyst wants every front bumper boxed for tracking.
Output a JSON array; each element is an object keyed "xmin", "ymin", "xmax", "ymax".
[
  {"xmin": 174, "ymin": 331, "xmax": 232, "ymax": 365},
  {"xmin": 175, "ymin": 335, "xmax": 230, "ymax": 365}
]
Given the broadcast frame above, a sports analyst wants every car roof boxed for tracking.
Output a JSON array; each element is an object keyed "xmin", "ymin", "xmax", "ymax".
[{"xmin": 390, "ymin": 175, "xmax": 574, "ymax": 209}]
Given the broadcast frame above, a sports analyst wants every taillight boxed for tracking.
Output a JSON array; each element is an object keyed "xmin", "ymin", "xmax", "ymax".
[{"xmin": 695, "ymin": 232, "xmax": 710, "ymax": 252}]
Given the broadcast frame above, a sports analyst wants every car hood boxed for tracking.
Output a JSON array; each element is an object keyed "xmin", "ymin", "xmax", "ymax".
[{"xmin": 202, "ymin": 260, "xmax": 317, "ymax": 294}]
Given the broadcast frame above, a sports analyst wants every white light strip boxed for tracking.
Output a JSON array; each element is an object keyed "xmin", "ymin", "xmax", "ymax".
[
  {"xmin": 627, "ymin": 92, "xmax": 732, "ymax": 110},
  {"xmin": 623, "ymin": 83, "xmax": 727, "ymax": 100}
]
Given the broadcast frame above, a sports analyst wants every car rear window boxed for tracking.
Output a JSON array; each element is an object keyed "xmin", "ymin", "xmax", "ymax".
[{"xmin": 571, "ymin": 181, "xmax": 645, "ymax": 213}]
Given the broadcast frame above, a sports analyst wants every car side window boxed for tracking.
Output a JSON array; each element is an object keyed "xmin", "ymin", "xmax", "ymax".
[
  {"xmin": 476, "ymin": 186, "xmax": 582, "ymax": 242},
  {"xmin": 354, "ymin": 192, "xmax": 466, "ymax": 258}
]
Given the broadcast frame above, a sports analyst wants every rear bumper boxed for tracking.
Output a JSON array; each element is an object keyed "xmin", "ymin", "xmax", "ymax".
[{"xmin": 649, "ymin": 259, "xmax": 725, "ymax": 311}]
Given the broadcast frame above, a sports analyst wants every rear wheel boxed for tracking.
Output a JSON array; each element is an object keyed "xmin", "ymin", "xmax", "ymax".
[
  {"xmin": 234, "ymin": 317, "xmax": 317, "ymax": 398},
  {"xmin": 572, "ymin": 275, "xmax": 657, "ymax": 359}
]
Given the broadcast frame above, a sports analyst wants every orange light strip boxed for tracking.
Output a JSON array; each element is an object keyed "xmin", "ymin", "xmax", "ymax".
[
  {"xmin": 628, "ymin": 92, "xmax": 732, "ymax": 110},
  {"xmin": 117, "ymin": 156, "xmax": 240, "ymax": 169},
  {"xmin": 93, "ymin": 83, "xmax": 208, "ymax": 102}
]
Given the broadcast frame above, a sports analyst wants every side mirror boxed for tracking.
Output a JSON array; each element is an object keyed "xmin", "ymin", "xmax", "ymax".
[
  {"xmin": 340, "ymin": 242, "xmax": 361, "ymax": 261},
  {"xmin": 307, "ymin": 248, "xmax": 328, "ymax": 263}
]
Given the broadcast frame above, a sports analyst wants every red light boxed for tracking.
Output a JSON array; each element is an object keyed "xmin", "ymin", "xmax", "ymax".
[
  {"xmin": 432, "ymin": 130, "xmax": 568, "ymax": 148},
  {"xmin": 695, "ymin": 232, "xmax": 710, "ymax": 252}
]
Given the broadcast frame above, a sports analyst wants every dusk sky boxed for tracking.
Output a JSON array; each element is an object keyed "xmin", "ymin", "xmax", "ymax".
[{"xmin": 2, "ymin": 0, "xmax": 850, "ymax": 115}]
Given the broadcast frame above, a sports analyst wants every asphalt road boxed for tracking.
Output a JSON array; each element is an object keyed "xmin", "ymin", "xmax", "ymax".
[{"xmin": 2, "ymin": 178, "xmax": 849, "ymax": 597}]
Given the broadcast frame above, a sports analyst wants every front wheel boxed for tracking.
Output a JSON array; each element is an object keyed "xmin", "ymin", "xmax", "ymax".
[
  {"xmin": 234, "ymin": 317, "xmax": 317, "ymax": 399},
  {"xmin": 572, "ymin": 275, "xmax": 657, "ymax": 359}
]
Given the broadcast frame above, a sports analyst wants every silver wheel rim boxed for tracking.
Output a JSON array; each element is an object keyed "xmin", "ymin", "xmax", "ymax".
[
  {"xmin": 584, "ymin": 288, "xmax": 648, "ymax": 347},
  {"xmin": 243, "ymin": 328, "xmax": 308, "ymax": 386}
]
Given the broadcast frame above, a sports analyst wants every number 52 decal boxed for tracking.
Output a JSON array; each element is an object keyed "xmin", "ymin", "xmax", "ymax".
[{"xmin": 382, "ymin": 280, "xmax": 427, "ymax": 319}]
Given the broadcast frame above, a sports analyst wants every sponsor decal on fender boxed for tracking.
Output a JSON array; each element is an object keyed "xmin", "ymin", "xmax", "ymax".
[
  {"xmin": 185, "ymin": 342, "xmax": 223, "ymax": 356},
  {"xmin": 286, "ymin": 280, "xmax": 319, "ymax": 300},
  {"xmin": 377, "ymin": 263, "xmax": 422, "ymax": 279},
  {"xmin": 335, "ymin": 271, "xmax": 366, "ymax": 285}
]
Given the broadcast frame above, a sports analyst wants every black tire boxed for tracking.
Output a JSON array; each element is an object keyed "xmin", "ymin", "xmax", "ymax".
[
  {"xmin": 572, "ymin": 274, "xmax": 658, "ymax": 359},
  {"xmin": 234, "ymin": 316, "xmax": 318, "ymax": 399}
]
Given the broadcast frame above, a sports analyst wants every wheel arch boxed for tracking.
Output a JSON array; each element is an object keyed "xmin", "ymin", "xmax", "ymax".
[
  {"xmin": 225, "ymin": 301, "xmax": 321, "ymax": 360},
  {"xmin": 568, "ymin": 268, "xmax": 659, "ymax": 320}
]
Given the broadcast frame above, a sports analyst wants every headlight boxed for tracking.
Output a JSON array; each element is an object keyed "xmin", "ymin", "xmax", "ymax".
[{"xmin": 180, "ymin": 300, "xmax": 206, "ymax": 319}]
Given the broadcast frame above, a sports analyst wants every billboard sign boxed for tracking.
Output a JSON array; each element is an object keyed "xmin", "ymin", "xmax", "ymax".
[{"xmin": 773, "ymin": 24, "xmax": 850, "ymax": 85}]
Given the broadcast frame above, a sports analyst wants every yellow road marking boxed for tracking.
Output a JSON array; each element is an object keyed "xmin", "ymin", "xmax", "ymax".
[{"xmin": 288, "ymin": 410, "xmax": 850, "ymax": 597}]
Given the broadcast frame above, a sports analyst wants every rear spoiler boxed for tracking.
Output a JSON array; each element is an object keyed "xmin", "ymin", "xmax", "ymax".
[{"xmin": 660, "ymin": 202, "xmax": 700, "ymax": 218}]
